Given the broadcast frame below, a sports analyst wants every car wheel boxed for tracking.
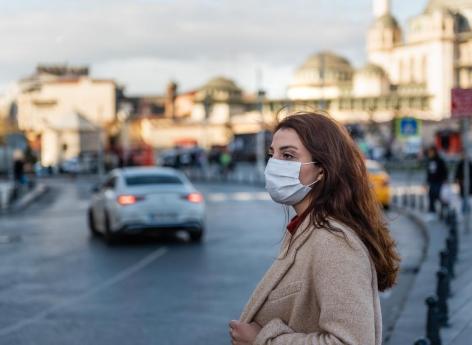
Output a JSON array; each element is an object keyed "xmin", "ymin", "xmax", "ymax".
[
  {"xmin": 189, "ymin": 228, "xmax": 204, "ymax": 243},
  {"xmin": 104, "ymin": 213, "xmax": 116, "ymax": 245},
  {"xmin": 88, "ymin": 209, "xmax": 99, "ymax": 236}
]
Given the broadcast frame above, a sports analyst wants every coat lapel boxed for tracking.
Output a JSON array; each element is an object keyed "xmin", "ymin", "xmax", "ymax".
[{"xmin": 240, "ymin": 218, "xmax": 313, "ymax": 323}]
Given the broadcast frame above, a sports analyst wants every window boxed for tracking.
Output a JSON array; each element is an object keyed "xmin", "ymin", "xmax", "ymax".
[
  {"xmin": 103, "ymin": 176, "xmax": 116, "ymax": 189},
  {"xmin": 125, "ymin": 174, "xmax": 183, "ymax": 186}
]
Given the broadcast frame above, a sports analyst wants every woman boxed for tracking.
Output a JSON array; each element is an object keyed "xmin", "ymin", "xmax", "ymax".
[{"xmin": 229, "ymin": 112, "xmax": 400, "ymax": 345}]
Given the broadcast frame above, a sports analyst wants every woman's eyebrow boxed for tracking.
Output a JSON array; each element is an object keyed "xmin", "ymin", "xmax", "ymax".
[{"xmin": 279, "ymin": 145, "xmax": 298, "ymax": 151}]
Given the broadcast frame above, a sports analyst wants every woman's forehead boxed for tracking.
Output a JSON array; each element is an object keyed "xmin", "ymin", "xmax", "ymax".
[{"xmin": 272, "ymin": 128, "xmax": 303, "ymax": 148}]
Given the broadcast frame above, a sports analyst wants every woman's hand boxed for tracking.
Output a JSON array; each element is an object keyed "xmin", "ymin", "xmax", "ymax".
[{"xmin": 229, "ymin": 320, "xmax": 262, "ymax": 345}]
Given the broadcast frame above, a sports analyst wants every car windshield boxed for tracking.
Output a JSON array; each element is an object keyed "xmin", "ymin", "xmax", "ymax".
[{"xmin": 124, "ymin": 174, "xmax": 183, "ymax": 186}]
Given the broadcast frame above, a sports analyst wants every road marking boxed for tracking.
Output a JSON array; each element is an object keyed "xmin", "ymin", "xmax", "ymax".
[{"xmin": 0, "ymin": 247, "xmax": 167, "ymax": 336}]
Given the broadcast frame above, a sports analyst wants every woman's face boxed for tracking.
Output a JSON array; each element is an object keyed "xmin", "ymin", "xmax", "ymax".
[{"xmin": 269, "ymin": 128, "xmax": 323, "ymax": 186}]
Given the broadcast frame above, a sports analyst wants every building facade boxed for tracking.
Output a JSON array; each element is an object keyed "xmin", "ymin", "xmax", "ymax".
[
  {"xmin": 3, "ymin": 65, "xmax": 120, "ymax": 166},
  {"xmin": 285, "ymin": 0, "xmax": 472, "ymax": 123}
]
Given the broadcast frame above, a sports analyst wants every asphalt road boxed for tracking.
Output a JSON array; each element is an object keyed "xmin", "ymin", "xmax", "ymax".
[{"xmin": 0, "ymin": 177, "xmax": 424, "ymax": 345}]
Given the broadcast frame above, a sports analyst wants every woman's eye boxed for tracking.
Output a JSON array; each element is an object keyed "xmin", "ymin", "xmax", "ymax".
[
  {"xmin": 283, "ymin": 153, "xmax": 294, "ymax": 159},
  {"xmin": 267, "ymin": 153, "xmax": 273, "ymax": 158}
]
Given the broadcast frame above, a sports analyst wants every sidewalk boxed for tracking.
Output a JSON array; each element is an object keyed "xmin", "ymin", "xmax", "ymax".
[
  {"xmin": 0, "ymin": 181, "xmax": 14, "ymax": 209},
  {"xmin": 0, "ymin": 181, "xmax": 48, "ymax": 215},
  {"xmin": 388, "ymin": 195, "xmax": 472, "ymax": 345}
]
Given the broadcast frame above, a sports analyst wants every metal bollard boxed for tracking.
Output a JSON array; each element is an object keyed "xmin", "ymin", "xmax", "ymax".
[
  {"xmin": 426, "ymin": 296, "xmax": 442, "ymax": 345},
  {"xmin": 449, "ymin": 222, "xmax": 458, "ymax": 237},
  {"xmin": 392, "ymin": 194, "xmax": 399, "ymax": 207},
  {"xmin": 410, "ymin": 193, "xmax": 417, "ymax": 209},
  {"xmin": 447, "ymin": 237, "xmax": 457, "ymax": 268},
  {"xmin": 440, "ymin": 251, "xmax": 448, "ymax": 270},
  {"xmin": 436, "ymin": 268, "xmax": 450, "ymax": 327},
  {"xmin": 419, "ymin": 194, "xmax": 425, "ymax": 212},
  {"xmin": 402, "ymin": 193, "xmax": 408, "ymax": 207},
  {"xmin": 439, "ymin": 251, "xmax": 453, "ymax": 279},
  {"xmin": 414, "ymin": 339, "xmax": 431, "ymax": 345}
]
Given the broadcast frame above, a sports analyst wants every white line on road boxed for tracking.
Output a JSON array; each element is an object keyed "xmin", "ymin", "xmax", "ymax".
[{"xmin": 0, "ymin": 247, "xmax": 168, "ymax": 337}]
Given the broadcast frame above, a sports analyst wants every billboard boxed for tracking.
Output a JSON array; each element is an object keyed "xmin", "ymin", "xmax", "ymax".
[{"xmin": 452, "ymin": 88, "xmax": 472, "ymax": 118}]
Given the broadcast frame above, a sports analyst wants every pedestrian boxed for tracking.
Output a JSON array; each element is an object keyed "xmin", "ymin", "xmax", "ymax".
[
  {"xmin": 13, "ymin": 149, "xmax": 25, "ymax": 185},
  {"xmin": 229, "ymin": 112, "xmax": 400, "ymax": 345},
  {"xmin": 219, "ymin": 150, "xmax": 232, "ymax": 177},
  {"xmin": 454, "ymin": 152, "xmax": 472, "ymax": 213},
  {"xmin": 425, "ymin": 146, "xmax": 448, "ymax": 213}
]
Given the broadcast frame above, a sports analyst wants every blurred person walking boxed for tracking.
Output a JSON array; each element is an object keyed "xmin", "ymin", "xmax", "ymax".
[
  {"xmin": 219, "ymin": 150, "xmax": 232, "ymax": 177},
  {"xmin": 425, "ymin": 146, "xmax": 448, "ymax": 213},
  {"xmin": 455, "ymin": 152, "xmax": 472, "ymax": 213},
  {"xmin": 229, "ymin": 112, "xmax": 399, "ymax": 345},
  {"xmin": 13, "ymin": 149, "xmax": 25, "ymax": 184}
]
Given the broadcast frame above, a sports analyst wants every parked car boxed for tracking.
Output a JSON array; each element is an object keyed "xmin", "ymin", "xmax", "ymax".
[
  {"xmin": 88, "ymin": 167, "xmax": 205, "ymax": 243},
  {"xmin": 366, "ymin": 159, "xmax": 390, "ymax": 209}
]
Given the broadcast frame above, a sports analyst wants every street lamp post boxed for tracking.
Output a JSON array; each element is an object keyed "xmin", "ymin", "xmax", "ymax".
[
  {"xmin": 462, "ymin": 117, "xmax": 470, "ymax": 234},
  {"xmin": 203, "ymin": 94, "xmax": 212, "ymax": 150},
  {"xmin": 256, "ymin": 89, "xmax": 266, "ymax": 179}
]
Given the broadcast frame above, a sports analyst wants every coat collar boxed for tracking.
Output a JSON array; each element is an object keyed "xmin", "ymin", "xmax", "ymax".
[{"xmin": 240, "ymin": 216, "xmax": 314, "ymax": 323}]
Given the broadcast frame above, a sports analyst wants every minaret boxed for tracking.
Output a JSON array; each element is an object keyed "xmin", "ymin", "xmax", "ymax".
[
  {"xmin": 165, "ymin": 81, "xmax": 177, "ymax": 119},
  {"xmin": 368, "ymin": 0, "xmax": 401, "ymax": 75},
  {"xmin": 373, "ymin": 0, "xmax": 390, "ymax": 18}
]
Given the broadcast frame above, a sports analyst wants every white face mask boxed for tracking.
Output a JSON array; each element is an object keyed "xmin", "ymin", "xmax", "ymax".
[{"xmin": 264, "ymin": 158, "xmax": 321, "ymax": 205}]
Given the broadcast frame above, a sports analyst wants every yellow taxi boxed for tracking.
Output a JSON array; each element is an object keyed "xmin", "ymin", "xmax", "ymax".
[{"xmin": 366, "ymin": 159, "xmax": 390, "ymax": 209}]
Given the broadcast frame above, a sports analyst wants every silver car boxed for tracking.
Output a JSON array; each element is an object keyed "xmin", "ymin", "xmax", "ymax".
[{"xmin": 88, "ymin": 167, "xmax": 205, "ymax": 243}]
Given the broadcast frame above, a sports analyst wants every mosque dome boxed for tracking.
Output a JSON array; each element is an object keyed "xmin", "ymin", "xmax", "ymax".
[
  {"xmin": 201, "ymin": 77, "xmax": 241, "ymax": 93},
  {"xmin": 197, "ymin": 76, "xmax": 242, "ymax": 102},
  {"xmin": 374, "ymin": 14, "xmax": 400, "ymax": 29},
  {"xmin": 357, "ymin": 63, "xmax": 387, "ymax": 76},
  {"xmin": 291, "ymin": 51, "xmax": 353, "ymax": 87}
]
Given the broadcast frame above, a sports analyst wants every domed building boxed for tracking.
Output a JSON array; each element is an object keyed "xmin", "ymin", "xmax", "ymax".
[
  {"xmin": 281, "ymin": 0, "xmax": 472, "ymax": 122},
  {"xmin": 353, "ymin": 63, "xmax": 390, "ymax": 98},
  {"xmin": 192, "ymin": 76, "xmax": 246, "ymax": 124},
  {"xmin": 196, "ymin": 77, "xmax": 243, "ymax": 103},
  {"xmin": 287, "ymin": 52, "xmax": 353, "ymax": 100}
]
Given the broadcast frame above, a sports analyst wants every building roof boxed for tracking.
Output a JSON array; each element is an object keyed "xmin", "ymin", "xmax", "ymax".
[
  {"xmin": 357, "ymin": 63, "xmax": 386, "ymax": 76},
  {"xmin": 290, "ymin": 51, "xmax": 353, "ymax": 87},
  {"xmin": 375, "ymin": 14, "xmax": 400, "ymax": 28},
  {"xmin": 299, "ymin": 51, "xmax": 352, "ymax": 70},
  {"xmin": 425, "ymin": 0, "xmax": 472, "ymax": 13},
  {"xmin": 201, "ymin": 77, "xmax": 241, "ymax": 92}
]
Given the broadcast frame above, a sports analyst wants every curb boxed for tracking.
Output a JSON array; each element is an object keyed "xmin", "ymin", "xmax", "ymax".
[{"xmin": 0, "ymin": 183, "xmax": 49, "ymax": 215}]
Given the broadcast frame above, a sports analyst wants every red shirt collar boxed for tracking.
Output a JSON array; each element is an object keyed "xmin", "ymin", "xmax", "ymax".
[{"xmin": 286, "ymin": 211, "xmax": 310, "ymax": 235}]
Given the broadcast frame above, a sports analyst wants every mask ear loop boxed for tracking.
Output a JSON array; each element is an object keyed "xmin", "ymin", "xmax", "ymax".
[
  {"xmin": 306, "ymin": 175, "xmax": 322, "ymax": 187},
  {"xmin": 301, "ymin": 161, "xmax": 323, "ymax": 187}
]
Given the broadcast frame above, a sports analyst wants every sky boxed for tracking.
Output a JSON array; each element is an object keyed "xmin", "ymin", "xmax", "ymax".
[{"xmin": 0, "ymin": 0, "xmax": 428, "ymax": 98}]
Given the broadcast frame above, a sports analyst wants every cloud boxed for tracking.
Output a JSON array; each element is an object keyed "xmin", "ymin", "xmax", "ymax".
[{"xmin": 0, "ymin": 0, "xmax": 427, "ymax": 97}]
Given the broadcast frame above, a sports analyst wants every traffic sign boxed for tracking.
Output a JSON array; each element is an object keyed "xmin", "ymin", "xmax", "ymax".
[
  {"xmin": 452, "ymin": 88, "xmax": 472, "ymax": 118},
  {"xmin": 396, "ymin": 117, "xmax": 421, "ymax": 138}
]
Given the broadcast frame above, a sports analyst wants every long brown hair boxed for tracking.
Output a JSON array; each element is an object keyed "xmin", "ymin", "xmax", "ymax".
[{"xmin": 275, "ymin": 111, "xmax": 400, "ymax": 291}]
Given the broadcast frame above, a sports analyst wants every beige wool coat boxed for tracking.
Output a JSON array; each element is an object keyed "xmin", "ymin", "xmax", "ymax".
[{"xmin": 239, "ymin": 217, "xmax": 382, "ymax": 345}]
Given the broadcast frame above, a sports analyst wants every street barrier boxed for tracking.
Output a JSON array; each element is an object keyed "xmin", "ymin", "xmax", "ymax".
[
  {"xmin": 394, "ymin": 188, "xmax": 462, "ymax": 345},
  {"xmin": 436, "ymin": 268, "xmax": 450, "ymax": 327},
  {"xmin": 426, "ymin": 296, "xmax": 442, "ymax": 345}
]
